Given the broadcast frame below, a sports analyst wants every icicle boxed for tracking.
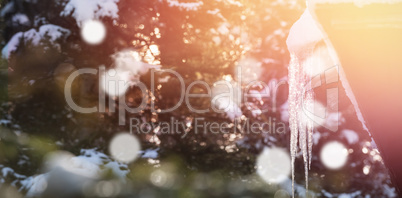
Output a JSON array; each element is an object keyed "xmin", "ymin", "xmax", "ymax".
[
  {"xmin": 287, "ymin": 8, "xmax": 324, "ymax": 197},
  {"xmin": 287, "ymin": 5, "xmax": 378, "ymax": 197},
  {"xmin": 303, "ymin": 48, "xmax": 315, "ymax": 173},
  {"xmin": 288, "ymin": 51, "xmax": 315, "ymax": 196},
  {"xmin": 298, "ymin": 113, "xmax": 308, "ymax": 191},
  {"xmin": 288, "ymin": 53, "xmax": 300, "ymax": 197},
  {"xmin": 307, "ymin": 104, "xmax": 314, "ymax": 170}
]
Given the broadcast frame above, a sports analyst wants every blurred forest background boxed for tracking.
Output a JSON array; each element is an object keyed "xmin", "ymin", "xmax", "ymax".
[{"xmin": 0, "ymin": 0, "xmax": 397, "ymax": 197}]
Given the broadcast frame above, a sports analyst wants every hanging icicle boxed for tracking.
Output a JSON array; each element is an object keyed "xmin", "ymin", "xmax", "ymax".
[
  {"xmin": 287, "ymin": 8, "xmax": 324, "ymax": 197},
  {"xmin": 288, "ymin": 52, "xmax": 315, "ymax": 196}
]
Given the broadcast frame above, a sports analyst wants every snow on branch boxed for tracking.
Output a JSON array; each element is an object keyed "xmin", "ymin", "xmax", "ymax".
[
  {"xmin": 60, "ymin": 0, "xmax": 119, "ymax": 26},
  {"xmin": 2, "ymin": 25, "xmax": 71, "ymax": 59},
  {"xmin": 166, "ymin": 0, "xmax": 203, "ymax": 11}
]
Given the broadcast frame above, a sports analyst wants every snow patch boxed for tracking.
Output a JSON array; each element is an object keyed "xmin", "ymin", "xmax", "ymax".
[
  {"xmin": 325, "ymin": 112, "xmax": 345, "ymax": 131},
  {"xmin": 286, "ymin": 10, "xmax": 324, "ymax": 58},
  {"xmin": 21, "ymin": 174, "xmax": 49, "ymax": 197},
  {"xmin": 211, "ymin": 80, "xmax": 242, "ymax": 121},
  {"xmin": 61, "ymin": 0, "xmax": 119, "ymax": 26},
  {"xmin": 2, "ymin": 32, "xmax": 23, "ymax": 59},
  {"xmin": 342, "ymin": 129, "xmax": 359, "ymax": 144},
  {"xmin": 223, "ymin": 0, "xmax": 243, "ymax": 7},
  {"xmin": 19, "ymin": 149, "xmax": 129, "ymax": 197},
  {"xmin": 215, "ymin": 97, "xmax": 242, "ymax": 120},
  {"xmin": 12, "ymin": 14, "xmax": 30, "ymax": 25},
  {"xmin": 0, "ymin": 119, "xmax": 12, "ymax": 125},
  {"xmin": 112, "ymin": 50, "xmax": 161, "ymax": 76},
  {"xmin": 0, "ymin": 2, "xmax": 15, "ymax": 17},
  {"xmin": 141, "ymin": 148, "xmax": 159, "ymax": 159},
  {"xmin": 167, "ymin": 0, "xmax": 203, "ymax": 11},
  {"xmin": 2, "ymin": 25, "xmax": 70, "ymax": 59},
  {"xmin": 207, "ymin": 9, "xmax": 220, "ymax": 15},
  {"xmin": 312, "ymin": 132, "xmax": 321, "ymax": 145}
]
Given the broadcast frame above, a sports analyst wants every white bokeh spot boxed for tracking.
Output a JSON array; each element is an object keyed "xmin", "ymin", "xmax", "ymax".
[
  {"xmin": 256, "ymin": 147, "xmax": 291, "ymax": 184},
  {"xmin": 109, "ymin": 133, "xmax": 141, "ymax": 163},
  {"xmin": 81, "ymin": 20, "xmax": 106, "ymax": 45},
  {"xmin": 320, "ymin": 141, "xmax": 348, "ymax": 170}
]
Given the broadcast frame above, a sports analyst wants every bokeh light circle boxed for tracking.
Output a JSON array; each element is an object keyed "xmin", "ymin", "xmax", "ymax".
[
  {"xmin": 320, "ymin": 141, "xmax": 348, "ymax": 170},
  {"xmin": 81, "ymin": 20, "xmax": 106, "ymax": 45},
  {"xmin": 256, "ymin": 147, "xmax": 291, "ymax": 184},
  {"xmin": 109, "ymin": 133, "xmax": 141, "ymax": 163}
]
